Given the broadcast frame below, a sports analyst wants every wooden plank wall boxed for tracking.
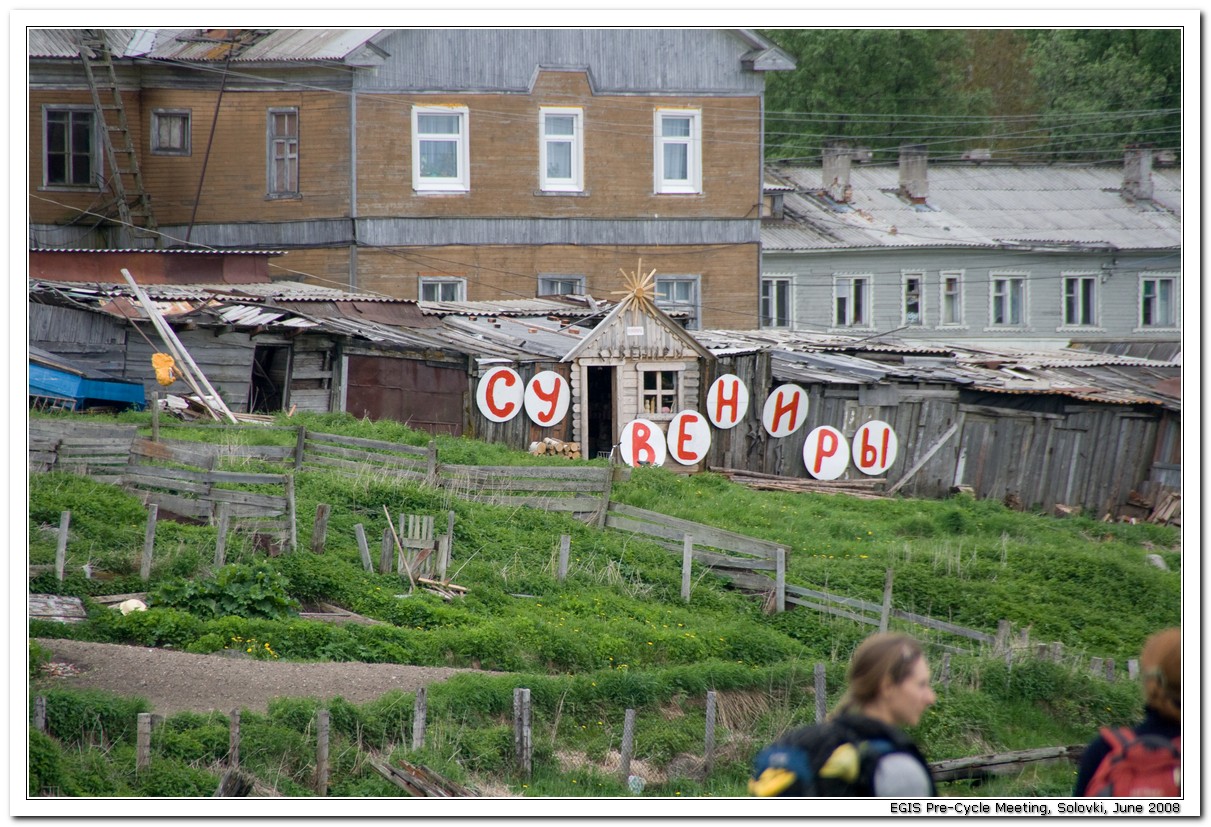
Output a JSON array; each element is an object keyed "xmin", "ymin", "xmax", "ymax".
[{"xmin": 467, "ymin": 362, "xmax": 573, "ymax": 447}]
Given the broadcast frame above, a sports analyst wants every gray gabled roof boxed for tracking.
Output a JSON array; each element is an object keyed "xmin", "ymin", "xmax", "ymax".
[
  {"xmin": 29, "ymin": 28, "xmax": 387, "ymax": 64},
  {"xmin": 763, "ymin": 163, "xmax": 1182, "ymax": 253}
]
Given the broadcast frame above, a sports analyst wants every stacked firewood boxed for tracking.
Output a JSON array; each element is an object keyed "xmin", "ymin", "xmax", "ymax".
[
  {"xmin": 529, "ymin": 437, "xmax": 582, "ymax": 459},
  {"xmin": 709, "ymin": 467, "xmax": 888, "ymax": 499}
]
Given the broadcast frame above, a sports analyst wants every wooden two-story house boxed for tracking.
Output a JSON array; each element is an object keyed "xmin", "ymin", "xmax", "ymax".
[
  {"xmin": 759, "ymin": 145, "xmax": 1182, "ymax": 355},
  {"xmin": 29, "ymin": 28, "xmax": 793, "ymax": 330}
]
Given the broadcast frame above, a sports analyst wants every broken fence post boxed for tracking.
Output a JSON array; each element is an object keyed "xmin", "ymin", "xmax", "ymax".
[
  {"xmin": 412, "ymin": 687, "xmax": 427, "ymax": 751},
  {"xmin": 354, "ymin": 524, "xmax": 373, "ymax": 572},
  {"xmin": 1127, "ymin": 658, "xmax": 1139, "ymax": 680},
  {"xmin": 55, "ymin": 511, "xmax": 70, "ymax": 581},
  {"xmin": 380, "ymin": 528, "xmax": 393, "ymax": 575},
  {"xmin": 681, "ymin": 534, "xmax": 693, "ymax": 602},
  {"xmin": 315, "ymin": 709, "xmax": 330, "ymax": 796},
  {"xmin": 1105, "ymin": 658, "xmax": 1116, "ymax": 682},
  {"xmin": 775, "ymin": 547, "xmax": 786, "ymax": 613},
  {"xmin": 941, "ymin": 653, "xmax": 952, "ymax": 692},
  {"xmin": 879, "ymin": 567, "xmax": 894, "ymax": 633},
  {"xmin": 441, "ymin": 510, "xmax": 454, "ymax": 579},
  {"xmin": 426, "ymin": 440, "xmax": 438, "ymax": 485},
  {"xmin": 311, "ymin": 503, "xmax": 332, "ymax": 554},
  {"xmin": 141, "ymin": 504, "xmax": 158, "ymax": 581},
  {"xmin": 137, "ymin": 713, "xmax": 153, "ymax": 771},
  {"xmin": 228, "ymin": 709, "xmax": 241, "ymax": 770},
  {"xmin": 814, "ymin": 663, "xmax": 827, "ymax": 723},
  {"xmin": 704, "ymin": 691, "xmax": 717, "ymax": 778},
  {"xmin": 214, "ymin": 502, "xmax": 231, "ymax": 567},
  {"xmin": 513, "ymin": 688, "xmax": 532, "ymax": 779},
  {"xmin": 619, "ymin": 708, "xmax": 636, "ymax": 781},
  {"xmin": 557, "ymin": 534, "xmax": 571, "ymax": 582},
  {"xmin": 994, "ymin": 620, "xmax": 1012, "ymax": 654},
  {"xmin": 34, "ymin": 696, "xmax": 46, "ymax": 733}
]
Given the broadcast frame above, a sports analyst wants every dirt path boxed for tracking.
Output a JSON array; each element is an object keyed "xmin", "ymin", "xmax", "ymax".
[{"xmin": 33, "ymin": 638, "xmax": 486, "ymax": 717}]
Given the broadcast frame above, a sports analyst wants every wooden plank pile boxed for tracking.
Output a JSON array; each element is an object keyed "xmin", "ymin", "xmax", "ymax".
[
  {"xmin": 710, "ymin": 467, "xmax": 888, "ymax": 499},
  {"xmin": 369, "ymin": 757, "xmax": 477, "ymax": 797},
  {"xmin": 29, "ymin": 594, "xmax": 87, "ymax": 623},
  {"xmin": 529, "ymin": 437, "xmax": 582, "ymax": 459},
  {"xmin": 1149, "ymin": 492, "xmax": 1181, "ymax": 526}
]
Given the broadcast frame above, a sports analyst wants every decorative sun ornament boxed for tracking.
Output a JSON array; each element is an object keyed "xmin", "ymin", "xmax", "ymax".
[{"xmin": 613, "ymin": 258, "xmax": 659, "ymax": 314}]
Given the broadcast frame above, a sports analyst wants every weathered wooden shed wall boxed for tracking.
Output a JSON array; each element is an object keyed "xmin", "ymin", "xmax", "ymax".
[
  {"xmin": 703, "ymin": 351, "xmax": 1170, "ymax": 518},
  {"xmin": 466, "ymin": 361, "xmax": 574, "ymax": 447}
]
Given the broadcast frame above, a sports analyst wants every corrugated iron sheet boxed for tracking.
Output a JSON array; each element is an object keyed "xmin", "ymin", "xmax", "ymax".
[{"xmin": 28, "ymin": 28, "xmax": 383, "ymax": 62}]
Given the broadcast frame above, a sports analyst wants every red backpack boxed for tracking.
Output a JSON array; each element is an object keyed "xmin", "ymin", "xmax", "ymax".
[{"xmin": 1085, "ymin": 726, "xmax": 1181, "ymax": 797}]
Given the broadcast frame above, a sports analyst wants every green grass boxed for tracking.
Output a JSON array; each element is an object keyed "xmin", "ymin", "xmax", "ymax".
[{"xmin": 26, "ymin": 410, "xmax": 1181, "ymax": 798}]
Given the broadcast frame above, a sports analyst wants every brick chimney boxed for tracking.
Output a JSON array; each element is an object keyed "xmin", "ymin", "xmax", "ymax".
[
  {"xmin": 1123, "ymin": 144, "xmax": 1154, "ymax": 202},
  {"xmin": 823, "ymin": 143, "xmax": 852, "ymax": 203},
  {"xmin": 898, "ymin": 144, "xmax": 929, "ymax": 204}
]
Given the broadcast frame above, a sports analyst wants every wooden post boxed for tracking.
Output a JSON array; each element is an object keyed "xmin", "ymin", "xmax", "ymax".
[
  {"xmin": 214, "ymin": 502, "xmax": 231, "ymax": 567},
  {"xmin": 557, "ymin": 534, "xmax": 571, "ymax": 582},
  {"xmin": 151, "ymin": 391, "xmax": 160, "ymax": 442},
  {"xmin": 775, "ymin": 548, "xmax": 786, "ymax": 613},
  {"xmin": 34, "ymin": 696, "xmax": 46, "ymax": 733},
  {"xmin": 228, "ymin": 709, "xmax": 241, "ymax": 769},
  {"xmin": 1127, "ymin": 658, "xmax": 1139, "ymax": 680},
  {"xmin": 426, "ymin": 440, "xmax": 438, "ymax": 485},
  {"xmin": 619, "ymin": 708, "xmax": 636, "ymax": 781},
  {"xmin": 596, "ymin": 466, "xmax": 615, "ymax": 528},
  {"xmin": 681, "ymin": 534, "xmax": 693, "ymax": 602},
  {"xmin": 311, "ymin": 504, "xmax": 332, "ymax": 554},
  {"xmin": 1090, "ymin": 656, "xmax": 1104, "ymax": 677},
  {"xmin": 940, "ymin": 653, "xmax": 952, "ymax": 692},
  {"xmin": 994, "ymin": 620, "xmax": 1012, "ymax": 654},
  {"xmin": 513, "ymin": 688, "xmax": 532, "ymax": 779},
  {"xmin": 442, "ymin": 510, "xmax": 455, "ymax": 579},
  {"xmin": 285, "ymin": 473, "xmax": 297, "ymax": 553},
  {"xmin": 814, "ymin": 663, "xmax": 827, "ymax": 722},
  {"xmin": 412, "ymin": 687, "xmax": 427, "ymax": 751},
  {"xmin": 1049, "ymin": 642, "xmax": 1064, "ymax": 662},
  {"xmin": 354, "ymin": 524, "xmax": 373, "ymax": 572},
  {"xmin": 294, "ymin": 426, "xmax": 307, "ymax": 471},
  {"xmin": 380, "ymin": 529, "xmax": 393, "ymax": 575},
  {"xmin": 137, "ymin": 713, "xmax": 153, "ymax": 771},
  {"xmin": 703, "ymin": 691, "xmax": 717, "ymax": 778},
  {"xmin": 879, "ymin": 568, "xmax": 894, "ymax": 633},
  {"xmin": 140, "ymin": 504, "xmax": 158, "ymax": 581},
  {"xmin": 315, "ymin": 709, "xmax": 329, "ymax": 796},
  {"xmin": 1105, "ymin": 658, "xmax": 1116, "ymax": 683},
  {"xmin": 55, "ymin": 511, "xmax": 70, "ymax": 581}
]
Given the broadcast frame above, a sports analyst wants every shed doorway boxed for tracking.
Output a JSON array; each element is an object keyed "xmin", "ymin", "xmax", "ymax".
[
  {"xmin": 249, "ymin": 345, "xmax": 290, "ymax": 413},
  {"xmin": 586, "ymin": 366, "xmax": 616, "ymax": 460}
]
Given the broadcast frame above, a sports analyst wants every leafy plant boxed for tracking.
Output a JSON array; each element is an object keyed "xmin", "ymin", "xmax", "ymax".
[{"xmin": 150, "ymin": 562, "xmax": 300, "ymax": 620}]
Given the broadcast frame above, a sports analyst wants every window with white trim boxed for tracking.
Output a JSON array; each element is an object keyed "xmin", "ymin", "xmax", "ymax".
[
  {"xmin": 940, "ymin": 270, "xmax": 964, "ymax": 325},
  {"xmin": 760, "ymin": 277, "xmax": 792, "ymax": 328},
  {"xmin": 903, "ymin": 271, "xmax": 924, "ymax": 326},
  {"xmin": 412, "ymin": 106, "xmax": 469, "ymax": 193},
  {"xmin": 44, "ymin": 106, "xmax": 97, "ymax": 188},
  {"xmin": 538, "ymin": 275, "xmax": 585, "ymax": 296},
  {"xmin": 419, "ymin": 277, "xmax": 466, "ymax": 302},
  {"xmin": 655, "ymin": 276, "xmax": 701, "ymax": 329},
  {"xmin": 1140, "ymin": 274, "xmax": 1178, "ymax": 328},
  {"xmin": 1062, "ymin": 274, "xmax": 1098, "ymax": 326},
  {"xmin": 267, "ymin": 108, "xmax": 299, "ymax": 197},
  {"xmin": 640, "ymin": 368, "xmax": 681, "ymax": 416},
  {"xmin": 990, "ymin": 274, "xmax": 1027, "ymax": 326},
  {"xmin": 834, "ymin": 275, "xmax": 871, "ymax": 328},
  {"xmin": 152, "ymin": 109, "xmax": 191, "ymax": 156},
  {"xmin": 654, "ymin": 109, "xmax": 702, "ymax": 194},
  {"xmin": 539, "ymin": 107, "xmax": 583, "ymax": 192}
]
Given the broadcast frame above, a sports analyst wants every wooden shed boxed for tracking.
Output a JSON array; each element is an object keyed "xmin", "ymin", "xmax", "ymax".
[{"xmin": 561, "ymin": 267, "xmax": 714, "ymax": 461}]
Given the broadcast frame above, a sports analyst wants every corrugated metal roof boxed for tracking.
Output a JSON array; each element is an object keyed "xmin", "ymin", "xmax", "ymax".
[
  {"xmin": 418, "ymin": 297, "xmax": 610, "ymax": 319},
  {"xmin": 29, "ymin": 28, "xmax": 384, "ymax": 62},
  {"xmin": 763, "ymin": 163, "xmax": 1182, "ymax": 252},
  {"xmin": 30, "ymin": 247, "xmax": 287, "ymax": 256}
]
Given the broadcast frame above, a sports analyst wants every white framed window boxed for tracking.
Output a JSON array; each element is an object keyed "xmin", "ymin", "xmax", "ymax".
[
  {"xmin": 1139, "ymin": 273, "xmax": 1179, "ymax": 328},
  {"xmin": 1061, "ymin": 273, "xmax": 1099, "ymax": 327},
  {"xmin": 990, "ymin": 274, "xmax": 1027, "ymax": 326},
  {"xmin": 412, "ymin": 106, "xmax": 469, "ymax": 193},
  {"xmin": 833, "ymin": 275, "xmax": 871, "ymax": 328},
  {"xmin": 940, "ymin": 270, "xmax": 964, "ymax": 326},
  {"xmin": 43, "ymin": 105, "xmax": 98, "ymax": 188},
  {"xmin": 639, "ymin": 366, "xmax": 682, "ymax": 416},
  {"xmin": 654, "ymin": 109, "xmax": 702, "ymax": 194},
  {"xmin": 655, "ymin": 275, "xmax": 701, "ymax": 329},
  {"xmin": 267, "ymin": 107, "xmax": 299, "ymax": 197},
  {"xmin": 539, "ymin": 107, "xmax": 583, "ymax": 192},
  {"xmin": 419, "ymin": 277, "xmax": 466, "ymax": 302},
  {"xmin": 902, "ymin": 271, "xmax": 925, "ymax": 326},
  {"xmin": 760, "ymin": 276, "xmax": 792, "ymax": 328},
  {"xmin": 152, "ymin": 109, "xmax": 191, "ymax": 156},
  {"xmin": 538, "ymin": 275, "xmax": 585, "ymax": 296}
]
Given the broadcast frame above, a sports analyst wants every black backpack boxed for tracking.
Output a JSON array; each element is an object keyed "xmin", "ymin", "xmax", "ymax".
[{"xmin": 749, "ymin": 717, "xmax": 908, "ymax": 797}]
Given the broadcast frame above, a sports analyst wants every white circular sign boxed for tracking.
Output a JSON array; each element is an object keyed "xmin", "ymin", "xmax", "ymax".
[
  {"xmin": 667, "ymin": 410, "xmax": 712, "ymax": 466},
  {"xmin": 852, "ymin": 420, "xmax": 899, "ymax": 476},
  {"xmin": 524, "ymin": 370, "xmax": 570, "ymax": 427},
  {"xmin": 475, "ymin": 366, "xmax": 523, "ymax": 423},
  {"xmin": 803, "ymin": 425, "xmax": 850, "ymax": 480},
  {"xmin": 619, "ymin": 418, "xmax": 667, "ymax": 467},
  {"xmin": 761, "ymin": 384, "xmax": 809, "ymax": 438},
  {"xmin": 705, "ymin": 374, "xmax": 750, "ymax": 429}
]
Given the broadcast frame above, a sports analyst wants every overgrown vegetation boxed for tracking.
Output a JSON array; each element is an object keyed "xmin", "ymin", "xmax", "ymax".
[{"xmin": 26, "ymin": 411, "xmax": 1180, "ymax": 798}]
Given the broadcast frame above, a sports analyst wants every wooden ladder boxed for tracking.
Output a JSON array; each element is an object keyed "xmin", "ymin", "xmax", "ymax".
[{"xmin": 76, "ymin": 30, "xmax": 159, "ymax": 245}]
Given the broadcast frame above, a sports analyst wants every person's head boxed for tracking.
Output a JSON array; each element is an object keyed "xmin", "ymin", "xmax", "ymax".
[
  {"xmin": 835, "ymin": 633, "xmax": 936, "ymax": 728},
  {"xmin": 1140, "ymin": 627, "xmax": 1180, "ymax": 722}
]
